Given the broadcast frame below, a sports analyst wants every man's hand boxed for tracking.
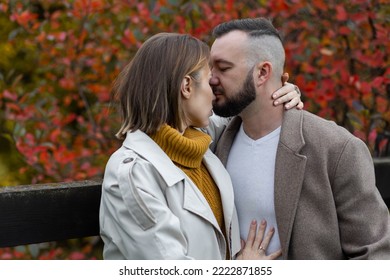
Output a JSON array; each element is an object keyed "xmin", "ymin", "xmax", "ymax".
[{"xmin": 272, "ymin": 72, "xmax": 304, "ymax": 110}]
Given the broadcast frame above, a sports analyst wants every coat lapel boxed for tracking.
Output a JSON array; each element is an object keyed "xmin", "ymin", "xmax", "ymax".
[
  {"xmin": 183, "ymin": 148, "xmax": 238, "ymax": 235},
  {"xmin": 182, "ymin": 176, "xmax": 222, "ymax": 232},
  {"xmin": 274, "ymin": 109, "xmax": 306, "ymax": 259},
  {"xmin": 203, "ymin": 149, "xmax": 241, "ymax": 256},
  {"xmin": 215, "ymin": 116, "xmax": 242, "ymax": 166},
  {"xmin": 203, "ymin": 151, "xmax": 234, "ymax": 221}
]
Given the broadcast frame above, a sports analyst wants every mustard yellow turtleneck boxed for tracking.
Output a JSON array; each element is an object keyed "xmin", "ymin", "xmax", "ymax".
[{"xmin": 150, "ymin": 124, "xmax": 228, "ymax": 256}]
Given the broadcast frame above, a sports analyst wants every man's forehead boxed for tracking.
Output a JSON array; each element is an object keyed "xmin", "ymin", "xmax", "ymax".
[{"xmin": 210, "ymin": 31, "xmax": 247, "ymax": 62}]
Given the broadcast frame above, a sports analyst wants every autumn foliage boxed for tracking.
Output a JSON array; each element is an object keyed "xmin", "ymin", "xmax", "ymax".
[{"xmin": 0, "ymin": 0, "xmax": 389, "ymax": 183}]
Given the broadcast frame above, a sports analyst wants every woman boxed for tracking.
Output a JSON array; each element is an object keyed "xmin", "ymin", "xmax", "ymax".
[{"xmin": 99, "ymin": 33, "xmax": 299, "ymax": 259}]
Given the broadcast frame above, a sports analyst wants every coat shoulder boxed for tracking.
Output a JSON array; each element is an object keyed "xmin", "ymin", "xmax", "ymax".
[
  {"xmin": 300, "ymin": 110, "xmax": 356, "ymax": 144},
  {"xmin": 297, "ymin": 110, "xmax": 370, "ymax": 159},
  {"xmin": 282, "ymin": 109, "xmax": 369, "ymax": 156},
  {"xmin": 103, "ymin": 146, "xmax": 163, "ymax": 191}
]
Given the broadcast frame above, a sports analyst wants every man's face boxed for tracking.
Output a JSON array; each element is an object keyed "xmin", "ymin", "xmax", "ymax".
[
  {"xmin": 212, "ymin": 69, "xmax": 256, "ymax": 117},
  {"xmin": 209, "ymin": 31, "xmax": 256, "ymax": 117}
]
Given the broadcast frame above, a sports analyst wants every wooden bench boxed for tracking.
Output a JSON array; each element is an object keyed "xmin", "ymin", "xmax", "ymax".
[{"xmin": 0, "ymin": 159, "xmax": 389, "ymax": 248}]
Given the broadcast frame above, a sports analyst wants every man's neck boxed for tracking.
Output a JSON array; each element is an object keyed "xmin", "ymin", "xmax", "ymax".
[{"xmin": 239, "ymin": 99, "xmax": 283, "ymax": 140}]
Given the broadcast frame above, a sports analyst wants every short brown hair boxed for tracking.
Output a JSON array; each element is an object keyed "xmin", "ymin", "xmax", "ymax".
[{"xmin": 113, "ymin": 33, "xmax": 210, "ymax": 139}]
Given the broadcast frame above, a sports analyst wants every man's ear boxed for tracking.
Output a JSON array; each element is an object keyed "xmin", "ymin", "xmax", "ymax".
[
  {"xmin": 255, "ymin": 61, "xmax": 272, "ymax": 87},
  {"xmin": 180, "ymin": 75, "xmax": 192, "ymax": 99}
]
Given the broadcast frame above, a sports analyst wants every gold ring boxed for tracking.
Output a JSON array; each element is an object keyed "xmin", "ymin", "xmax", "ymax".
[{"xmin": 259, "ymin": 246, "xmax": 265, "ymax": 252}]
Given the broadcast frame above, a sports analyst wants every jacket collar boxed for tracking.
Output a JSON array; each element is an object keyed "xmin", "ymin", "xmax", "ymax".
[
  {"xmin": 203, "ymin": 149, "xmax": 241, "ymax": 257},
  {"xmin": 216, "ymin": 109, "xmax": 306, "ymax": 156},
  {"xmin": 123, "ymin": 130, "xmax": 185, "ymax": 187},
  {"xmin": 214, "ymin": 116, "xmax": 242, "ymax": 166},
  {"xmin": 279, "ymin": 109, "xmax": 305, "ymax": 152},
  {"xmin": 203, "ymin": 149, "xmax": 235, "ymax": 230}
]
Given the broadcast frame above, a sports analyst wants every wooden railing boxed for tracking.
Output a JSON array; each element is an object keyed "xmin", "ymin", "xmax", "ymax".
[
  {"xmin": 0, "ymin": 180, "xmax": 102, "ymax": 248},
  {"xmin": 0, "ymin": 158, "xmax": 389, "ymax": 248}
]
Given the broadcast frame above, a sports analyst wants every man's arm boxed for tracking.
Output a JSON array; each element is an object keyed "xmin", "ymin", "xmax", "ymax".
[
  {"xmin": 204, "ymin": 114, "xmax": 230, "ymax": 152},
  {"xmin": 332, "ymin": 136, "xmax": 390, "ymax": 259}
]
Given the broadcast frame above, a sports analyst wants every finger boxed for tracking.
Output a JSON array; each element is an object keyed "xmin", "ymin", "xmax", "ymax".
[
  {"xmin": 244, "ymin": 220, "xmax": 257, "ymax": 248},
  {"xmin": 240, "ymin": 239, "xmax": 245, "ymax": 249},
  {"xmin": 253, "ymin": 219, "xmax": 266, "ymax": 249},
  {"xmin": 272, "ymin": 82, "xmax": 295, "ymax": 100},
  {"xmin": 297, "ymin": 101, "xmax": 304, "ymax": 110},
  {"xmin": 284, "ymin": 95, "xmax": 300, "ymax": 109},
  {"xmin": 281, "ymin": 73, "xmax": 289, "ymax": 85},
  {"xmin": 236, "ymin": 248, "xmax": 244, "ymax": 260},
  {"xmin": 260, "ymin": 226, "xmax": 275, "ymax": 250},
  {"xmin": 267, "ymin": 249, "xmax": 283, "ymax": 260},
  {"xmin": 274, "ymin": 91, "xmax": 298, "ymax": 108}
]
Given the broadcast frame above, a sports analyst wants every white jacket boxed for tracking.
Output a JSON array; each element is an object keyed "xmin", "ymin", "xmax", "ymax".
[{"xmin": 99, "ymin": 130, "xmax": 240, "ymax": 259}]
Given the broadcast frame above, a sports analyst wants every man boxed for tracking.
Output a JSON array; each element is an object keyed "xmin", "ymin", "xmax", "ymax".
[{"xmin": 209, "ymin": 18, "xmax": 390, "ymax": 259}]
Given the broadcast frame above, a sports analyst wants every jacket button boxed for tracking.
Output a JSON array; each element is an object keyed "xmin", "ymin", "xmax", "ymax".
[{"xmin": 123, "ymin": 157, "xmax": 134, "ymax": 163}]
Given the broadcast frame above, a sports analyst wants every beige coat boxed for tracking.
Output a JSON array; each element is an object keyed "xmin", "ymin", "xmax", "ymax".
[
  {"xmin": 99, "ymin": 130, "xmax": 241, "ymax": 260},
  {"xmin": 214, "ymin": 109, "xmax": 390, "ymax": 259}
]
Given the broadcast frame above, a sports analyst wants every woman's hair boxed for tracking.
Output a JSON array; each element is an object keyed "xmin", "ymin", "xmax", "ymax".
[{"xmin": 113, "ymin": 33, "xmax": 210, "ymax": 139}]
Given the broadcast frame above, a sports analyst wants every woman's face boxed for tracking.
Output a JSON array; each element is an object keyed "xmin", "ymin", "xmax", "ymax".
[{"xmin": 182, "ymin": 64, "xmax": 215, "ymax": 129}]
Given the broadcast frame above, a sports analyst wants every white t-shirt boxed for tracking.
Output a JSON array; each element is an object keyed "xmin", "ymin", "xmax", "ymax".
[{"xmin": 226, "ymin": 124, "xmax": 281, "ymax": 256}]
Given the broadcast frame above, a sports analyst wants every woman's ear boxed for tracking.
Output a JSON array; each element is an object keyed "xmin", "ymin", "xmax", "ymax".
[
  {"xmin": 255, "ymin": 61, "xmax": 272, "ymax": 87},
  {"xmin": 180, "ymin": 75, "xmax": 192, "ymax": 99}
]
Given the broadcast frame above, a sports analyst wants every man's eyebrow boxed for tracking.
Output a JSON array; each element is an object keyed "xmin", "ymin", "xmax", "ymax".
[{"xmin": 213, "ymin": 59, "xmax": 234, "ymax": 66}]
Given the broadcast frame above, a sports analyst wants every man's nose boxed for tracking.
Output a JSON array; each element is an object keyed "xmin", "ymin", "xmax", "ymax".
[{"xmin": 209, "ymin": 74, "xmax": 219, "ymax": 86}]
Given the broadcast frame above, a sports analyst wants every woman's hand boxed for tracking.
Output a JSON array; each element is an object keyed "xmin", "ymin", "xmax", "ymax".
[
  {"xmin": 272, "ymin": 73, "xmax": 304, "ymax": 110},
  {"xmin": 236, "ymin": 219, "xmax": 282, "ymax": 260}
]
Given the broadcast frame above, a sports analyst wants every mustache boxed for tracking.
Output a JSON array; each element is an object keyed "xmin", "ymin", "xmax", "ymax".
[{"xmin": 212, "ymin": 86, "xmax": 224, "ymax": 94}]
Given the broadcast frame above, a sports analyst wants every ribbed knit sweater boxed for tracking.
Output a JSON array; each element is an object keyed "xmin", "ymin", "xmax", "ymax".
[{"xmin": 150, "ymin": 124, "xmax": 226, "ymax": 237}]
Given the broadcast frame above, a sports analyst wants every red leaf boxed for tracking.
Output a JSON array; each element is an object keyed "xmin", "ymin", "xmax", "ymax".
[
  {"xmin": 336, "ymin": 5, "xmax": 348, "ymax": 21},
  {"xmin": 50, "ymin": 129, "xmax": 61, "ymax": 142},
  {"xmin": 339, "ymin": 26, "xmax": 350, "ymax": 35},
  {"xmin": 3, "ymin": 90, "xmax": 18, "ymax": 101},
  {"xmin": 68, "ymin": 252, "xmax": 85, "ymax": 260},
  {"xmin": 312, "ymin": 0, "xmax": 327, "ymax": 11},
  {"xmin": 10, "ymin": 10, "xmax": 38, "ymax": 27},
  {"xmin": 226, "ymin": 0, "xmax": 234, "ymax": 11},
  {"xmin": 378, "ymin": 139, "xmax": 389, "ymax": 155},
  {"xmin": 376, "ymin": 96, "xmax": 388, "ymax": 113}
]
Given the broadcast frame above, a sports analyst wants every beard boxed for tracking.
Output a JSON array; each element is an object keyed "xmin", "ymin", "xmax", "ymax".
[{"xmin": 212, "ymin": 71, "xmax": 256, "ymax": 117}]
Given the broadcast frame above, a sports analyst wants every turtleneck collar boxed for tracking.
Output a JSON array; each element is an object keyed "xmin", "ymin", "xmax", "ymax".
[{"xmin": 150, "ymin": 124, "xmax": 211, "ymax": 168}]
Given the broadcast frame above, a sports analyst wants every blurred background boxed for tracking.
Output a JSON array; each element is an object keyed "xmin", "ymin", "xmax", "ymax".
[{"xmin": 0, "ymin": 0, "xmax": 389, "ymax": 259}]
